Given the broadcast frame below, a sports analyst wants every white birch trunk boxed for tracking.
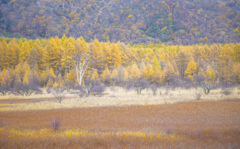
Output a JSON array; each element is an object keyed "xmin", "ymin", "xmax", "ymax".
[{"xmin": 75, "ymin": 54, "xmax": 89, "ymax": 86}]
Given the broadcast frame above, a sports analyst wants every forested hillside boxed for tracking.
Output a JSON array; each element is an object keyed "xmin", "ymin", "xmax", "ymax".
[
  {"xmin": 0, "ymin": 36, "xmax": 239, "ymax": 90},
  {"xmin": 0, "ymin": 0, "xmax": 240, "ymax": 44}
]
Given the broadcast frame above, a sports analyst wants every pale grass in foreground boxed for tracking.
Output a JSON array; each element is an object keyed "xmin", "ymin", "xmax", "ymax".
[{"xmin": 0, "ymin": 87, "xmax": 239, "ymax": 111}]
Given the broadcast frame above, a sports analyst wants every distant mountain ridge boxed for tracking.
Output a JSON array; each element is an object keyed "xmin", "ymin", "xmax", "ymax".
[{"xmin": 0, "ymin": 0, "xmax": 239, "ymax": 44}]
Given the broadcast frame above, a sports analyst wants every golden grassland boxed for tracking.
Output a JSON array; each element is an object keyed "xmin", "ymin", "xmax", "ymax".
[
  {"xmin": 1, "ymin": 127, "xmax": 238, "ymax": 149},
  {"xmin": 0, "ymin": 128, "xmax": 182, "ymax": 140}
]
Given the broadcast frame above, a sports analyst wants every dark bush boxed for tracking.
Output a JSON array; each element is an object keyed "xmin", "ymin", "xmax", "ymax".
[
  {"xmin": 89, "ymin": 83, "xmax": 106, "ymax": 97},
  {"xmin": 0, "ymin": 85, "xmax": 11, "ymax": 96},
  {"xmin": 11, "ymin": 83, "xmax": 42, "ymax": 96},
  {"xmin": 126, "ymin": 78, "xmax": 149, "ymax": 94},
  {"xmin": 221, "ymin": 89, "xmax": 232, "ymax": 96}
]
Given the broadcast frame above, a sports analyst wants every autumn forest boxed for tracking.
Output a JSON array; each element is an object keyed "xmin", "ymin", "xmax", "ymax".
[{"xmin": 0, "ymin": 36, "xmax": 239, "ymax": 91}]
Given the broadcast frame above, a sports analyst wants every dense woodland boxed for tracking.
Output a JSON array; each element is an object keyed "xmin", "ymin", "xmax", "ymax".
[
  {"xmin": 0, "ymin": 36, "xmax": 239, "ymax": 92},
  {"xmin": 0, "ymin": 0, "xmax": 240, "ymax": 44}
]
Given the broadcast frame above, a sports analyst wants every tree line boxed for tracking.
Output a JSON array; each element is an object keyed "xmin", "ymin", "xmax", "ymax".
[{"xmin": 0, "ymin": 36, "xmax": 239, "ymax": 94}]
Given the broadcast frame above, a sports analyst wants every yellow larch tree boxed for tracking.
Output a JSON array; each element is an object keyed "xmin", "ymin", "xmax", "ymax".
[
  {"xmin": 111, "ymin": 67, "xmax": 119, "ymax": 80},
  {"xmin": 15, "ymin": 62, "xmax": 31, "ymax": 84},
  {"xmin": 142, "ymin": 63, "xmax": 154, "ymax": 81},
  {"xmin": 32, "ymin": 40, "xmax": 45, "ymax": 71},
  {"xmin": 91, "ymin": 68, "xmax": 100, "ymax": 81},
  {"xmin": 43, "ymin": 38, "xmax": 59, "ymax": 70},
  {"xmin": 101, "ymin": 66, "xmax": 111, "ymax": 83},
  {"xmin": 61, "ymin": 41, "xmax": 74, "ymax": 74},
  {"xmin": 20, "ymin": 41, "xmax": 31, "ymax": 62},
  {"xmin": 129, "ymin": 63, "xmax": 141, "ymax": 80},
  {"xmin": 67, "ymin": 69, "xmax": 76, "ymax": 83},
  {"xmin": 185, "ymin": 59, "xmax": 197, "ymax": 80},
  {"xmin": 112, "ymin": 42, "xmax": 122, "ymax": 67},
  {"xmin": 0, "ymin": 40, "xmax": 9, "ymax": 69},
  {"xmin": 8, "ymin": 39, "xmax": 20, "ymax": 68},
  {"xmin": 231, "ymin": 63, "xmax": 240, "ymax": 83},
  {"xmin": 205, "ymin": 66, "xmax": 216, "ymax": 84},
  {"xmin": 0, "ymin": 69, "xmax": 13, "ymax": 86},
  {"xmin": 164, "ymin": 61, "xmax": 175, "ymax": 84},
  {"xmin": 151, "ymin": 57, "xmax": 164, "ymax": 83},
  {"xmin": 28, "ymin": 64, "xmax": 40, "ymax": 84},
  {"xmin": 218, "ymin": 44, "xmax": 233, "ymax": 82},
  {"xmin": 232, "ymin": 43, "xmax": 240, "ymax": 62}
]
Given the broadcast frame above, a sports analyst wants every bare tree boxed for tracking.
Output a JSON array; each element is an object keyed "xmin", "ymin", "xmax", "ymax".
[
  {"xmin": 201, "ymin": 83, "xmax": 212, "ymax": 95},
  {"xmin": 47, "ymin": 87, "xmax": 66, "ymax": 103}
]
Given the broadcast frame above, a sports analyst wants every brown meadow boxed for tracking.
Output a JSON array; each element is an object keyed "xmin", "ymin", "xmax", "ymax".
[{"xmin": 0, "ymin": 100, "xmax": 239, "ymax": 148}]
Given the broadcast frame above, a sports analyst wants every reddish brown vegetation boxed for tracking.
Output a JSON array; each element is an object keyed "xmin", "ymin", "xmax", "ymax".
[
  {"xmin": 0, "ymin": 100, "xmax": 240, "ymax": 148},
  {"xmin": 0, "ymin": 97, "xmax": 71, "ymax": 104}
]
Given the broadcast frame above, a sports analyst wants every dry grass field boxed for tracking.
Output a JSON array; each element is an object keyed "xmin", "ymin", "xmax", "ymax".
[
  {"xmin": 0, "ymin": 87, "xmax": 240, "ymax": 148},
  {"xmin": 0, "ymin": 87, "xmax": 239, "ymax": 111}
]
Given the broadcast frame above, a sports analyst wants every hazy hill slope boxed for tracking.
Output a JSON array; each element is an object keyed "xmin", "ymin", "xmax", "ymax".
[{"xmin": 0, "ymin": 0, "xmax": 239, "ymax": 44}]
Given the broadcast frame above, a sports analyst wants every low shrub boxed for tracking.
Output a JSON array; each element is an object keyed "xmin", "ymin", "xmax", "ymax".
[
  {"xmin": 195, "ymin": 92, "xmax": 202, "ymax": 100},
  {"xmin": 221, "ymin": 89, "xmax": 232, "ymax": 96},
  {"xmin": 50, "ymin": 117, "xmax": 61, "ymax": 132}
]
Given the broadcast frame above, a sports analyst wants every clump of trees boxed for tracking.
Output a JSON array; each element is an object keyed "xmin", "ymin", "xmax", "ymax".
[{"xmin": 0, "ymin": 37, "xmax": 239, "ymax": 97}]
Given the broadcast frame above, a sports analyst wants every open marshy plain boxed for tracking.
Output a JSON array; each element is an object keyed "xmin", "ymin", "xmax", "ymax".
[{"xmin": 0, "ymin": 88, "xmax": 239, "ymax": 148}]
